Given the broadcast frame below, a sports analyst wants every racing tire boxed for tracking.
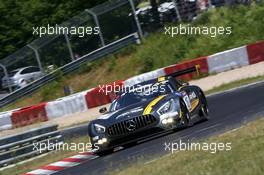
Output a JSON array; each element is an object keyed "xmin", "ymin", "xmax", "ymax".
[
  {"xmin": 179, "ymin": 100, "xmax": 193, "ymax": 128},
  {"xmin": 90, "ymin": 139, "xmax": 113, "ymax": 156},
  {"xmin": 200, "ymin": 104, "xmax": 209, "ymax": 121},
  {"xmin": 96, "ymin": 148, "xmax": 113, "ymax": 156},
  {"xmin": 199, "ymin": 91, "xmax": 210, "ymax": 121},
  {"xmin": 123, "ymin": 141, "xmax": 138, "ymax": 148}
]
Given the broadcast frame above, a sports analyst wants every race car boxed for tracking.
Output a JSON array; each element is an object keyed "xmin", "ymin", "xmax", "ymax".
[{"xmin": 88, "ymin": 66, "xmax": 209, "ymax": 154}]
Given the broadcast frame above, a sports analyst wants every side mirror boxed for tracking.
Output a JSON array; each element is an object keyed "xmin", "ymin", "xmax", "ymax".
[
  {"xmin": 182, "ymin": 82, "xmax": 189, "ymax": 86},
  {"xmin": 99, "ymin": 107, "xmax": 107, "ymax": 114}
]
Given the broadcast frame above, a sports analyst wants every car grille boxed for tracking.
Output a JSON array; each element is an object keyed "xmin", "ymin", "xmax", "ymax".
[{"xmin": 107, "ymin": 115, "xmax": 157, "ymax": 136}]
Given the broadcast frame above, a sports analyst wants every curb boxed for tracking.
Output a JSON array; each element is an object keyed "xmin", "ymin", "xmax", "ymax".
[{"xmin": 22, "ymin": 152, "xmax": 98, "ymax": 175}]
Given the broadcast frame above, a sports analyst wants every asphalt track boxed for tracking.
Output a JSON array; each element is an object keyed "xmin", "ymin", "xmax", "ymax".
[{"xmin": 58, "ymin": 81, "xmax": 264, "ymax": 175}]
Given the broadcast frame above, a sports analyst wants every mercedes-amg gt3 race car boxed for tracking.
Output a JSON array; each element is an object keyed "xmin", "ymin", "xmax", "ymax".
[{"xmin": 88, "ymin": 66, "xmax": 209, "ymax": 154}]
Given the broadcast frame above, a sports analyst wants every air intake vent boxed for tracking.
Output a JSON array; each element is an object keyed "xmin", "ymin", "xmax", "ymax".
[{"xmin": 107, "ymin": 115, "xmax": 157, "ymax": 136}]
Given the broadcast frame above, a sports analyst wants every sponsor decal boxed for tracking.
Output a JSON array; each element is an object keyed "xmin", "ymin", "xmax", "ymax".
[
  {"xmin": 143, "ymin": 95, "xmax": 167, "ymax": 115},
  {"xmin": 189, "ymin": 91, "xmax": 197, "ymax": 100}
]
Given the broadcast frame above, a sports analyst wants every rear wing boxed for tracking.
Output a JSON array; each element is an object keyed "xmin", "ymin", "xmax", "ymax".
[
  {"xmin": 165, "ymin": 65, "xmax": 200, "ymax": 78},
  {"xmin": 118, "ymin": 65, "xmax": 201, "ymax": 94}
]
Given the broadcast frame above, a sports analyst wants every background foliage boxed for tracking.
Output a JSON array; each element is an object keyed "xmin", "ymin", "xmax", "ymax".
[{"xmin": 0, "ymin": 0, "xmax": 107, "ymax": 59}]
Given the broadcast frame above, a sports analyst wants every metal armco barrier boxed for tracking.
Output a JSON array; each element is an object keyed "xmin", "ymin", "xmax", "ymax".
[
  {"xmin": 0, "ymin": 33, "xmax": 140, "ymax": 108},
  {"xmin": 0, "ymin": 124, "xmax": 63, "ymax": 167}
]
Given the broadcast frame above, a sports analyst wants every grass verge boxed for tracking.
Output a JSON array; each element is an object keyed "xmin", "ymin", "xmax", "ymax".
[
  {"xmin": 206, "ymin": 75, "xmax": 264, "ymax": 95},
  {"xmin": 111, "ymin": 118, "xmax": 264, "ymax": 175}
]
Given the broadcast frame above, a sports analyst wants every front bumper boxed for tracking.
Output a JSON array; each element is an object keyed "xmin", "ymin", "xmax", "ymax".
[{"xmin": 91, "ymin": 111, "xmax": 181, "ymax": 152}]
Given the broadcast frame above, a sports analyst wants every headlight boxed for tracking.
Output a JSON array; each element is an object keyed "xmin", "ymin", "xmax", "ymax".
[
  {"xmin": 157, "ymin": 99, "xmax": 175, "ymax": 115},
  {"xmin": 94, "ymin": 124, "xmax": 106, "ymax": 134}
]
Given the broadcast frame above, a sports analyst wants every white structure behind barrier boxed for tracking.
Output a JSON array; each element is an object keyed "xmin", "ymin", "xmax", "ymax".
[
  {"xmin": 46, "ymin": 91, "xmax": 89, "ymax": 119},
  {"xmin": 207, "ymin": 46, "xmax": 249, "ymax": 73},
  {"xmin": 124, "ymin": 68, "xmax": 165, "ymax": 87},
  {"xmin": 0, "ymin": 111, "xmax": 12, "ymax": 131}
]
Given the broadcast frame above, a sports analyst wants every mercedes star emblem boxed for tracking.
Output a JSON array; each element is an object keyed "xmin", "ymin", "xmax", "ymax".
[{"xmin": 125, "ymin": 119, "xmax": 136, "ymax": 131}]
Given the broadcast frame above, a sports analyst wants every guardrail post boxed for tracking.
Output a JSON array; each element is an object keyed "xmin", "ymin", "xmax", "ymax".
[
  {"xmin": 85, "ymin": 9, "xmax": 106, "ymax": 46},
  {"xmin": 0, "ymin": 64, "xmax": 12, "ymax": 93},
  {"xmin": 172, "ymin": 0, "xmax": 182, "ymax": 22},
  {"xmin": 128, "ymin": 0, "xmax": 144, "ymax": 39},
  {"xmin": 27, "ymin": 44, "xmax": 43, "ymax": 72},
  {"xmin": 64, "ymin": 33, "xmax": 75, "ymax": 61}
]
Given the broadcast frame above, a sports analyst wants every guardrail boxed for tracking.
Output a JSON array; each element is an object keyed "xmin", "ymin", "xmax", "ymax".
[
  {"xmin": 0, "ymin": 33, "xmax": 140, "ymax": 108},
  {"xmin": 0, "ymin": 124, "xmax": 63, "ymax": 167}
]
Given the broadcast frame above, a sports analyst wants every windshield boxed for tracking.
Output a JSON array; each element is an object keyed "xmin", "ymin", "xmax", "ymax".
[{"xmin": 109, "ymin": 83, "xmax": 172, "ymax": 111}]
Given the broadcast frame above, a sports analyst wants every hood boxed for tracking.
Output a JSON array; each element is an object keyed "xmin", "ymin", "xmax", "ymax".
[{"xmin": 95, "ymin": 93, "xmax": 179, "ymax": 124}]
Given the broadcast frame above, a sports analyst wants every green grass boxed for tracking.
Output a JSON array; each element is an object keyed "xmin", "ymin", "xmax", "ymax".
[
  {"xmin": 206, "ymin": 75, "xmax": 264, "ymax": 95},
  {"xmin": 0, "ymin": 136, "xmax": 90, "ymax": 175},
  {"xmin": 110, "ymin": 118, "xmax": 264, "ymax": 175},
  {"xmin": 2, "ymin": 2, "xmax": 264, "ymax": 110}
]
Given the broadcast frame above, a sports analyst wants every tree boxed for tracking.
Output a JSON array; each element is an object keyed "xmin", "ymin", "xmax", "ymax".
[{"xmin": 0, "ymin": 0, "xmax": 107, "ymax": 60}]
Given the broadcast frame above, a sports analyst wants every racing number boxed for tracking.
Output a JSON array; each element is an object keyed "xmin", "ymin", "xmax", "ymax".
[{"xmin": 183, "ymin": 95, "xmax": 192, "ymax": 111}]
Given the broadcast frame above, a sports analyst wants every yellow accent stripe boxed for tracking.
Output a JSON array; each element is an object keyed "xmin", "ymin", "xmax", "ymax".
[
  {"xmin": 158, "ymin": 77, "xmax": 165, "ymax": 82},
  {"xmin": 143, "ymin": 95, "xmax": 166, "ymax": 115},
  {"xmin": 191, "ymin": 99, "xmax": 199, "ymax": 111},
  {"xmin": 178, "ymin": 86, "xmax": 185, "ymax": 91},
  {"xmin": 179, "ymin": 111, "xmax": 183, "ymax": 119}
]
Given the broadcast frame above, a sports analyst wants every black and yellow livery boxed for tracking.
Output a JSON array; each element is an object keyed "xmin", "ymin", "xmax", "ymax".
[{"xmin": 88, "ymin": 66, "xmax": 209, "ymax": 154}]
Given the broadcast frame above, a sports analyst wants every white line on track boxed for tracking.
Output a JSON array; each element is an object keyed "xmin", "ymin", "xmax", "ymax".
[
  {"xmin": 144, "ymin": 158, "xmax": 160, "ymax": 165},
  {"xmin": 207, "ymin": 80, "xmax": 264, "ymax": 97},
  {"xmin": 195, "ymin": 123, "xmax": 221, "ymax": 133}
]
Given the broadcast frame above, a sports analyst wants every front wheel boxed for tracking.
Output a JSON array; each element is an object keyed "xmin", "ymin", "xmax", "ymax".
[
  {"xmin": 200, "ymin": 103, "xmax": 209, "ymax": 121},
  {"xmin": 199, "ymin": 91, "xmax": 210, "ymax": 121},
  {"xmin": 96, "ymin": 148, "xmax": 113, "ymax": 156},
  {"xmin": 179, "ymin": 100, "xmax": 193, "ymax": 128}
]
